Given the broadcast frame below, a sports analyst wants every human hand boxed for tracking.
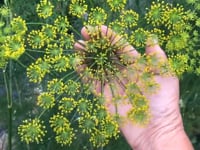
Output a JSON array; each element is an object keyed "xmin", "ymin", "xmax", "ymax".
[{"xmin": 74, "ymin": 26, "xmax": 193, "ymax": 150}]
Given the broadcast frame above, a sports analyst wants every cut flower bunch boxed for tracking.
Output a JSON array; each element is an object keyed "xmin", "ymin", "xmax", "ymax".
[{"xmin": 0, "ymin": 0, "xmax": 200, "ymax": 149}]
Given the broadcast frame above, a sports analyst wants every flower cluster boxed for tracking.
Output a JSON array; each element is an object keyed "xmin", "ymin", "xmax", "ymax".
[
  {"xmin": 36, "ymin": 0, "xmax": 54, "ymax": 19},
  {"xmin": 50, "ymin": 113, "xmax": 75, "ymax": 146},
  {"xmin": 106, "ymin": 0, "xmax": 127, "ymax": 12},
  {"xmin": 0, "ymin": 16, "xmax": 27, "ymax": 68},
  {"xmin": 18, "ymin": 119, "xmax": 46, "ymax": 144},
  {"xmin": 69, "ymin": 0, "xmax": 88, "ymax": 18}
]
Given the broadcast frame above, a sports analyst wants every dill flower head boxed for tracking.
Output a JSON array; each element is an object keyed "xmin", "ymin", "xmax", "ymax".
[
  {"xmin": 100, "ymin": 116, "xmax": 119, "ymax": 138},
  {"xmin": 166, "ymin": 32, "xmax": 189, "ymax": 51},
  {"xmin": 0, "ymin": 5, "xmax": 10, "ymax": 17},
  {"xmin": 27, "ymin": 63, "xmax": 45, "ymax": 83},
  {"xmin": 89, "ymin": 129, "xmax": 109, "ymax": 148},
  {"xmin": 168, "ymin": 54, "xmax": 189, "ymax": 77},
  {"xmin": 28, "ymin": 30, "xmax": 45, "ymax": 49},
  {"xmin": 78, "ymin": 112, "xmax": 98, "ymax": 133},
  {"xmin": 41, "ymin": 24, "xmax": 57, "ymax": 43},
  {"xmin": 87, "ymin": 7, "xmax": 107, "ymax": 26},
  {"xmin": 94, "ymin": 105, "xmax": 108, "ymax": 120},
  {"xmin": 37, "ymin": 92, "xmax": 55, "ymax": 109},
  {"xmin": 149, "ymin": 29, "xmax": 165, "ymax": 46},
  {"xmin": 27, "ymin": 57, "xmax": 51, "ymax": 83},
  {"xmin": 47, "ymin": 78, "xmax": 66, "ymax": 95},
  {"xmin": 18, "ymin": 119, "xmax": 46, "ymax": 144},
  {"xmin": 108, "ymin": 19, "xmax": 126, "ymax": 35},
  {"xmin": 36, "ymin": 0, "xmax": 54, "ymax": 19},
  {"xmin": 58, "ymin": 97, "xmax": 77, "ymax": 114},
  {"xmin": 120, "ymin": 10, "xmax": 139, "ymax": 28},
  {"xmin": 65, "ymin": 80, "xmax": 80, "ymax": 96},
  {"xmin": 145, "ymin": 0, "xmax": 167, "ymax": 26},
  {"xmin": 106, "ymin": 0, "xmax": 127, "ymax": 12},
  {"xmin": 163, "ymin": 4, "xmax": 187, "ymax": 29},
  {"xmin": 69, "ymin": 0, "xmax": 88, "ymax": 18},
  {"xmin": 55, "ymin": 126, "xmax": 75, "ymax": 146},
  {"xmin": 11, "ymin": 16, "xmax": 27, "ymax": 35},
  {"xmin": 75, "ymin": 26, "xmax": 129, "ymax": 82},
  {"xmin": 45, "ymin": 43, "xmax": 63, "ymax": 57},
  {"xmin": 77, "ymin": 98, "xmax": 93, "ymax": 114},
  {"xmin": 128, "ymin": 107, "xmax": 150, "ymax": 126},
  {"xmin": 60, "ymin": 33, "xmax": 75, "ymax": 49},
  {"xmin": 4, "ymin": 35, "xmax": 25, "ymax": 59},
  {"xmin": 54, "ymin": 16, "xmax": 70, "ymax": 32},
  {"xmin": 51, "ymin": 55, "xmax": 70, "ymax": 72},
  {"xmin": 129, "ymin": 28, "xmax": 150, "ymax": 48},
  {"xmin": 49, "ymin": 113, "xmax": 71, "ymax": 134}
]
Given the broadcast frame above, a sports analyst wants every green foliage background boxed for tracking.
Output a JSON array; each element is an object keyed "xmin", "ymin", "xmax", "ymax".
[{"xmin": 0, "ymin": 0, "xmax": 200, "ymax": 149}]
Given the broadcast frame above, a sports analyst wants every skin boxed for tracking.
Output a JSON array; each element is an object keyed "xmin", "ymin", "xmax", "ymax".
[{"xmin": 74, "ymin": 26, "xmax": 194, "ymax": 150}]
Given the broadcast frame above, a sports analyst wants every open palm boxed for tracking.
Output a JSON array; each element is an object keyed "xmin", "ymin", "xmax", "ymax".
[{"xmin": 75, "ymin": 26, "xmax": 192, "ymax": 150}]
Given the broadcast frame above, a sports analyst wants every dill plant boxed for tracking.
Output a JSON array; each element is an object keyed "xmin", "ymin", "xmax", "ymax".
[{"xmin": 0, "ymin": 0, "xmax": 199, "ymax": 149}]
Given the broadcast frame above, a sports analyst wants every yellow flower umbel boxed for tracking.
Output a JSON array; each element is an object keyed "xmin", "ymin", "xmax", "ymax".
[
  {"xmin": 37, "ymin": 92, "xmax": 55, "ymax": 109},
  {"xmin": 27, "ymin": 58, "xmax": 51, "ymax": 83},
  {"xmin": 28, "ymin": 30, "xmax": 45, "ymax": 49},
  {"xmin": 49, "ymin": 113, "xmax": 76, "ymax": 146},
  {"xmin": 0, "ymin": 5, "xmax": 10, "ymax": 17},
  {"xmin": 163, "ymin": 4, "xmax": 188, "ymax": 29},
  {"xmin": 87, "ymin": 7, "xmax": 107, "ymax": 26},
  {"xmin": 129, "ymin": 28, "xmax": 150, "ymax": 48},
  {"xmin": 69, "ymin": 0, "xmax": 88, "ymax": 18},
  {"xmin": 41, "ymin": 24, "xmax": 57, "ymax": 44},
  {"xmin": 45, "ymin": 43, "xmax": 63, "ymax": 57},
  {"xmin": 58, "ymin": 97, "xmax": 77, "ymax": 114},
  {"xmin": 89, "ymin": 128, "xmax": 112, "ymax": 148},
  {"xmin": 11, "ymin": 16, "xmax": 27, "ymax": 35},
  {"xmin": 75, "ymin": 26, "xmax": 128, "ymax": 82},
  {"xmin": 18, "ymin": 119, "xmax": 46, "ymax": 144},
  {"xmin": 54, "ymin": 16, "xmax": 70, "ymax": 32},
  {"xmin": 106, "ymin": 0, "xmax": 127, "ymax": 12},
  {"xmin": 166, "ymin": 32, "xmax": 189, "ymax": 51},
  {"xmin": 4, "ymin": 35, "xmax": 25, "ymax": 59},
  {"xmin": 120, "ymin": 10, "xmax": 139, "ymax": 28},
  {"xmin": 51, "ymin": 55, "xmax": 70, "ymax": 72},
  {"xmin": 77, "ymin": 98, "xmax": 93, "ymax": 115},
  {"xmin": 99, "ymin": 116, "xmax": 119, "ymax": 138},
  {"xmin": 168, "ymin": 54, "xmax": 189, "ymax": 77},
  {"xmin": 36, "ymin": 0, "xmax": 54, "ymax": 19},
  {"xmin": 108, "ymin": 19, "xmax": 126, "ymax": 35},
  {"xmin": 145, "ymin": 0, "xmax": 167, "ymax": 26},
  {"xmin": 65, "ymin": 80, "xmax": 81, "ymax": 96},
  {"xmin": 78, "ymin": 112, "xmax": 98, "ymax": 133},
  {"xmin": 47, "ymin": 78, "xmax": 66, "ymax": 95},
  {"xmin": 60, "ymin": 33, "xmax": 75, "ymax": 49},
  {"xmin": 49, "ymin": 113, "xmax": 70, "ymax": 133},
  {"xmin": 55, "ymin": 126, "xmax": 75, "ymax": 146}
]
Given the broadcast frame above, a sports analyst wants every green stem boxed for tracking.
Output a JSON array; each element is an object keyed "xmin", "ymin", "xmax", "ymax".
[
  {"xmin": 3, "ymin": 61, "xmax": 13, "ymax": 150},
  {"xmin": 26, "ymin": 22, "xmax": 45, "ymax": 25},
  {"xmin": 8, "ymin": 60, "xmax": 13, "ymax": 150},
  {"xmin": 70, "ymin": 26, "xmax": 82, "ymax": 37}
]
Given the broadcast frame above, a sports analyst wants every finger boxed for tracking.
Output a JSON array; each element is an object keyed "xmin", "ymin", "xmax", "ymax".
[
  {"xmin": 119, "ymin": 45, "xmax": 140, "ymax": 64},
  {"xmin": 74, "ymin": 40, "xmax": 86, "ymax": 51},
  {"xmin": 81, "ymin": 26, "xmax": 92, "ymax": 40},
  {"xmin": 145, "ymin": 37, "xmax": 170, "ymax": 75},
  {"xmin": 145, "ymin": 35, "xmax": 167, "ymax": 60},
  {"xmin": 145, "ymin": 44, "xmax": 167, "ymax": 60}
]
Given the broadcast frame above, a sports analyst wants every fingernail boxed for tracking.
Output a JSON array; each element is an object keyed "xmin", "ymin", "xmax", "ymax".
[{"xmin": 146, "ymin": 34, "xmax": 159, "ymax": 47}]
